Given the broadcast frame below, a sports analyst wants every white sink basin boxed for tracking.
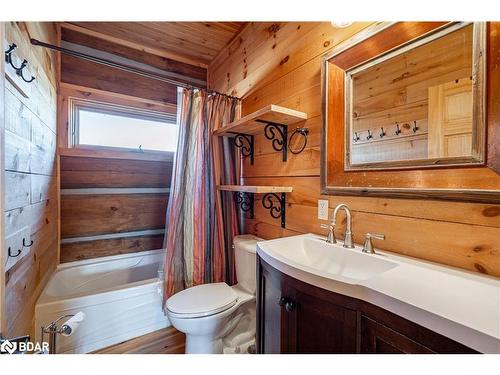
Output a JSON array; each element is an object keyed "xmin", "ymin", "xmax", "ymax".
[{"xmin": 257, "ymin": 235, "xmax": 398, "ymax": 284}]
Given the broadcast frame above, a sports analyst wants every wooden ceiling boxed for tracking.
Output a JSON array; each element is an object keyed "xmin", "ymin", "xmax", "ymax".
[{"xmin": 69, "ymin": 22, "xmax": 246, "ymax": 67}]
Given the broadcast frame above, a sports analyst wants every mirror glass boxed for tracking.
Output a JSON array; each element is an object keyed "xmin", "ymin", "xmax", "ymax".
[{"xmin": 346, "ymin": 24, "xmax": 482, "ymax": 169}]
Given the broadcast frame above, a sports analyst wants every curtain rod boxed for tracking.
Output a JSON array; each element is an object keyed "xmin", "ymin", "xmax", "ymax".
[{"xmin": 30, "ymin": 38, "xmax": 241, "ymax": 101}]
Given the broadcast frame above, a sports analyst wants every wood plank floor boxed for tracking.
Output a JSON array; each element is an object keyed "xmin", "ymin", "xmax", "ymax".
[{"xmin": 92, "ymin": 326, "xmax": 185, "ymax": 354}]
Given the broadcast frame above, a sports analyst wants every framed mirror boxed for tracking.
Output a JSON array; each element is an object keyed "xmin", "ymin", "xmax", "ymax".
[
  {"xmin": 346, "ymin": 23, "xmax": 484, "ymax": 170},
  {"xmin": 321, "ymin": 22, "xmax": 500, "ymax": 203}
]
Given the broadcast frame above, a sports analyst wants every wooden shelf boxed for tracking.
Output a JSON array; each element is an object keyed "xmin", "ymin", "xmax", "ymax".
[
  {"xmin": 218, "ymin": 185, "xmax": 293, "ymax": 193},
  {"xmin": 213, "ymin": 105, "xmax": 307, "ymax": 137}
]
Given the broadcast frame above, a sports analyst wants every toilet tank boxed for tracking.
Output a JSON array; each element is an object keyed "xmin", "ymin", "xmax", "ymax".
[{"xmin": 234, "ymin": 235, "xmax": 262, "ymax": 294}]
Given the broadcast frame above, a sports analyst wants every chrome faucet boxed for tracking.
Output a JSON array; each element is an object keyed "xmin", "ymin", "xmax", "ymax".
[
  {"xmin": 321, "ymin": 204, "xmax": 354, "ymax": 248},
  {"xmin": 333, "ymin": 204, "xmax": 354, "ymax": 248}
]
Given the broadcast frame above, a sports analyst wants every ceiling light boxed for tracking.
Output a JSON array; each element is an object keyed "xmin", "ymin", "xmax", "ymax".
[{"xmin": 331, "ymin": 21, "xmax": 353, "ymax": 28}]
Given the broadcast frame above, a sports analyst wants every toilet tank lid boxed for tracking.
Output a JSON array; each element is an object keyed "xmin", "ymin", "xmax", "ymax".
[{"xmin": 234, "ymin": 234, "xmax": 263, "ymax": 254}]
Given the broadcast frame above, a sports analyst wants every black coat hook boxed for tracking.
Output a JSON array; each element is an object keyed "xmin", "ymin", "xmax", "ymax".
[
  {"xmin": 366, "ymin": 129, "xmax": 373, "ymax": 140},
  {"xmin": 380, "ymin": 127, "xmax": 386, "ymax": 138},
  {"xmin": 5, "ymin": 43, "xmax": 17, "ymax": 61},
  {"xmin": 23, "ymin": 238, "xmax": 34, "ymax": 248},
  {"xmin": 353, "ymin": 132, "xmax": 360, "ymax": 143},
  {"xmin": 5, "ymin": 43, "xmax": 36, "ymax": 83},
  {"xmin": 395, "ymin": 123, "xmax": 401, "ymax": 135},
  {"xmin": 412, "ymin": 121, "xmax": 418, "ymax": 133},
  {"xmin": 15, "ymin": 59, "xmax": 35, "ymax": 83},
  {"xmin": 8, "ymin": 247, "xmax": 22, "ymax": 258}
]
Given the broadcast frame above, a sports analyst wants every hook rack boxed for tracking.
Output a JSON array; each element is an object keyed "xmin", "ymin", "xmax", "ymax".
[
  {"xmin": 4, "ymin": 42, "xmax": 36, "ymax": 84},
  {"xmin": 353, "ymin": 120, "xmax": 421, "ymax": 145}
]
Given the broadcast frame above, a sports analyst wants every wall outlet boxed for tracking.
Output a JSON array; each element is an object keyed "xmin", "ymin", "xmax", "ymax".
[{"xmin": 318, "ymin": 199, "xmax": 329, "ymax": 220}]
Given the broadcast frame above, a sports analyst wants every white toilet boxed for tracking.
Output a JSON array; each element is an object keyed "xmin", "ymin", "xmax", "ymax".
[{"xmin": 165, "ymin": 235, "xmax": 261, "ymax": 354}]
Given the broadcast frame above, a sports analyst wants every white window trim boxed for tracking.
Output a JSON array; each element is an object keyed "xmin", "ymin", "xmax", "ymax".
[{"xmin": 67, "ymin": 97, "xmax": 178, "ymax": 154}]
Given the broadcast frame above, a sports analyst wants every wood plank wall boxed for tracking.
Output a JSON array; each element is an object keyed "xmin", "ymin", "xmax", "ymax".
[
  {"xmin": 57, "ymin": 25, "xmax": 187, "ymax": 263},
  {"xmin": 4, "ymin": 22, "xmax": 59, "ymax": 337},
  {"xmin": 59, "ymin": 155, "xmax": 171, "ymax": 262},
  {"xmin": 208, "ymin": 22, "xmax": 500, "ymax": 277}
]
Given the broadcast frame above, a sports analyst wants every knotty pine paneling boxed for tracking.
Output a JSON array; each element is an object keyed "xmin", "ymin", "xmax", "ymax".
[
  {"xmin": 209, "ymin": 22, "xmax": 500, "ymax": 277},
  {"xmin": 70, "ymin": 22, "xmax": 245, "ymax": 67}
]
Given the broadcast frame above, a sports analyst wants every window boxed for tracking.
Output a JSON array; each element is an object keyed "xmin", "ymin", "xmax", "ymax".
[{"xmin": 70, "ymin": 98, "xmax": 178, "ymax": 153}]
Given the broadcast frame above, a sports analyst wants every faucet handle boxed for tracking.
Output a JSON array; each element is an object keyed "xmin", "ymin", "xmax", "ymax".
[
  {"xmin": 320, "ymin": 223, "xmax": 336, "ymax": 244},
  {"xmin": 362, "ymin": 233, "xmax": 385, "ymax": 254}
]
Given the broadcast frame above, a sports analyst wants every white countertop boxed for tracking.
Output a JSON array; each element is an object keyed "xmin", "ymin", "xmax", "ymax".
[{"xmin": 257, "ymin": 233, "xmax": 500, "ymax": 353}]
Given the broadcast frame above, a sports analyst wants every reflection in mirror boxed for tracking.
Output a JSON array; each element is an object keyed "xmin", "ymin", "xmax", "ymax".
[{"xmin": 346, "ymin": 23, "xmax": 483, "ymax": 169}]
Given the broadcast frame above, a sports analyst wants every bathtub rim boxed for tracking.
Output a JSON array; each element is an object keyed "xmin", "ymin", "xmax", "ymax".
[{"xmin": 37, "ymin": 249, "xmax": 166, "ymax": 306}]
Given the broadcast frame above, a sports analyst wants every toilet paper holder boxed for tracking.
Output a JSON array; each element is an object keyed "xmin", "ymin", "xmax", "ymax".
[{"xmin": 41, "ymin": 312, "xmax": 85, "ymax": 354}]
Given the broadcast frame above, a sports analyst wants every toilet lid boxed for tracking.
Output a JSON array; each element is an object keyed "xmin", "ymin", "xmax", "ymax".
[{"xmin": 166, "ymin": 282, "xmax": 237, "ymax": 318}]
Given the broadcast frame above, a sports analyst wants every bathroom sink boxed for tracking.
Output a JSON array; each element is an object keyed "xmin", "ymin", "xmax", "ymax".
[{"xmin": 257, "ymin": 235, "xmax": 398, "ymax": 284}]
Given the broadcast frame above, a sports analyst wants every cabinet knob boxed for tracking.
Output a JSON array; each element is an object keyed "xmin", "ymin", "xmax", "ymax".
[{"xmin": 285, "ymin": 301, "xmax": 295, "ymax": 312}]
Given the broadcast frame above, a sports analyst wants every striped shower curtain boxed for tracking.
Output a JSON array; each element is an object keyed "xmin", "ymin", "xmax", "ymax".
[{"xmin": 162, "ymin": 88, "xmax": 241, "ymax": 303}]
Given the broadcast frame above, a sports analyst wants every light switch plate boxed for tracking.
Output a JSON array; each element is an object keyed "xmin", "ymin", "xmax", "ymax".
[{"xmin": 318, "ymin": 199, "xmax": 329, "ymax": 220}]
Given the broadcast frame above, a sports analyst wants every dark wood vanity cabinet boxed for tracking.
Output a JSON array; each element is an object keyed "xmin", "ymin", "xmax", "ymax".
[
  {"xmin": 360, "ymin": 316, "xmax": 434, "ymax": 354},
  {"xmin": 282, "ymin": 282, "xmax": 358, "ymax": 353},
  {"xmin": 257, "ymin": 256, "xmax": 478, "ymax": 354}
]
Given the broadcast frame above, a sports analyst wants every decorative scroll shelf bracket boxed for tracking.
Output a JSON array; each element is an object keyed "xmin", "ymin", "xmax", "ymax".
[
  {"xmin": 234, "ymin": 191, "xmax": 254, "ymax": 219},
  {"xmin": 231, "ymin": 190, "xmax": 287, "ymax": 228},
  {"xmin": 262, "ymin": 192, "xmax": 286, "ymax": 228},
  {"xmin": 232, "ymin": 133, "xmax": 254, "ymax": 165},
  {"xmin": 257, "ymin": 120, "xmax": 288, "ymax": 162}
]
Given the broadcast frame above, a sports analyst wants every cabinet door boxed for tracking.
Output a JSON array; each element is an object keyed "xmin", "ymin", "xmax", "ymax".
[
  {"xmin": 285, "ymin": 286, "xmax": 358, "ymax": 353},
  {"xmin": 360, "ymin": 316, "xmax": 435, "ymax": 354},
  {"xmin": 257, "ymin": 262, "xmax": 285, "ymax": 354}
]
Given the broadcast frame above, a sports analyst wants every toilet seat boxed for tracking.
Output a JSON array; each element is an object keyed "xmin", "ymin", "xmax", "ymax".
[{"xmin": 166, "ymin": 282, "xmax": 238, "ymax": 318}]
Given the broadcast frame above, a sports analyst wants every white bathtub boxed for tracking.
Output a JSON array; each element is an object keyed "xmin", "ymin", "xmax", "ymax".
[{"xmin": 35, "ymin": 249, "xmax": 170, "ymax": 353}]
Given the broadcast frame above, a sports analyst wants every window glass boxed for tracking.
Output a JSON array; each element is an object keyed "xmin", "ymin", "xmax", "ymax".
[{"xmin": 78, "ymin": 108, "xmax": 178, "ymax": 152}]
